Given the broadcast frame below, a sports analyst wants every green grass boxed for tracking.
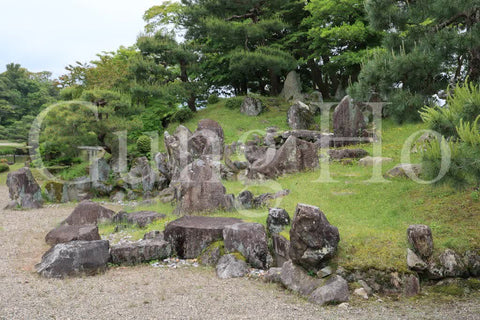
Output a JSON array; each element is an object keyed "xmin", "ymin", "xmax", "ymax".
[
  {"xmin": 0, "ymin": 162, "xmax": 23, "ymax": 184},
  {"xmin": 62, "ymin": 99, "xmax": 480, "ymax": 272}
]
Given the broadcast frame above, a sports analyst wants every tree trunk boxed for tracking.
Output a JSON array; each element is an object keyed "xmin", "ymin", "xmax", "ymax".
[
  {"xmin": 308, "ymin": 59, "xmax": 330, "ymax": 99},
  {"xmin": 269, "ymin": 69, "xmax": 280, "ymax": 95},
  {"xmin": 469, "ymin": 47, "xmax": 480, "ymax": 81},
  {"xmin": 187, "ymin": 94, "xmax": 196, "ymax": 112}
]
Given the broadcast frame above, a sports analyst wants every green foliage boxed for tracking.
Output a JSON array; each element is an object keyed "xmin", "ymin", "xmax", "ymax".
[
  {"xmin": 170, "ymin": 107, "xmax": 193, "ymax": 123},
  {"xmin": 207, "ymin": 94, "xmax": 220, "ymax": 105},
  {"xmin": 225, "ymin": 97, "xmax": 243, "ymax": 110},
  {"xmin": 57, "ymin": 162, "xmax": 89, "ymax": 181},
  {"xmin": 136, "ymin": 135, "xmax": 152, "ymax": 155},
  {"xmin": 0, "ymin": 163, "xmax": 9, "ymax": 173},
  {"xmin": 59, "ymin": 86, "xmax": 83, "ymax": 100}
]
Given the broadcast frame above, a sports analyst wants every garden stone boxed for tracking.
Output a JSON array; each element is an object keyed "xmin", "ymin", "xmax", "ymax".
[
  {"xmin": 407, "ymin": 224, "xmax": 434, "ymax": 259},
  {"xmin": 439, "ymin": 249, "xmax": 468, "ymax": 278},
  {"xmin": 36, "ymin": 240, "xmax": 110, "ymax": 278},
  {"xmin": 289, "ymin": 204, "xmax": 340, "ymax": 271},
  {"xmin": 309, "ymin": 275, "xmax": 349, "ymax": 305},
  {"xmin": 248, "ymin": 136, "xmax": 318, "ymax": 179},
  {"xmin": 45, "ymin": 225, "xmax": 100, "ymax": 246},
  {"xmin": 164, "ymin": 125, "xmax": 193, "ymax": 181},
  {"xmin": 143, "ymin": 230, "xmax": 164, "ymax": 240},
  {"xmin": 110, "ymin": 239, "xmax": 172, "ymax": 265},
  {"xmin": 223, "ymin": 222, "xmax": 272, "ymax": 269},
  {"xmin": 385, "ymin": 163, "xmax": 422, "ymax": 178},
  {"xmin": 287, "ymin": 101, "xmax": 314, "ymax": 130},
  {"xmin": 464, "ymin": 250, "xmax": 480, "ymax": 277},
  {"xmin": 236, "ymin": 190, "xmax": 254, "ymax": 209},
  {"xmin": 264, "ymin": 267, "xmax": 283, "ymax": 283},
  {"xmin": 272, "ymin": 234, "xmax": 290, "ymax": 267},
  {"xmin": 113, "ymin": 211, "xmax": 166, "ymax": 228},
  {"xmin": 280, "ymin": 260, "xmax": 325, "ymax": 296},
  {"xmin": 5, "ymin": 167, "xmax": 43, "ymax": 209},
  {"xmin": 244, "ymin": 143, "xmax": 269, "ymax": 164},
  {"xmin": 317, "ymin": 266, "xmax": 333, "ymax": 278},
  {"xmin": 62, "ymin": 200, "xmax": 115, "ymax": 226},
  {"xmin": 241, "ymin": 97, "xmax": 264, "ymax": 116},
  {"xmin": 253, "ymin": 190, "xmax": 290, "ymax": 208},
  {"xmin": 110, "ymin": 190, "xmax": 125, "ymax": 203},
  {"xmin": 164, "ymin": 216, "xmax": 242, "ymax": 259},
  {"xmin": 403, "ymin": 274, "xmax": 420, "ymax": 297},
  {"xmin": 173, "ymin": 159, "xmax": 233, "ymax": 214},
  {"xmin": 281, "ymin": 130, "xmax": 331, "ymax": 146},
  {"xmin": 158, "ymin": 186, "xmax": 176, "ymax": 203},
  {"xmin": 267, "ymin": 208, "xmax": 290, "ymax": 234},
  {"xmin": 426, "ymin": 263, "xmax": 445, "ymax": 280},
  {"xmin": 354, "ymin": 288, "xmax": 368, "ymax": 299},
  {"xmin": 198, "ymin": 242, "xmax": 224, "ymax": 266},
  {"xmin": 328, "ymin": 149, "xmax": 368, "ymax": 160},
  {"xmin": 125, "ymin": 157, "xmax": 159, "ymax": 193},
  {"xmin": 407, "ymin": 248, "xmax": 428, "ymax": 271},
  {"xmin": 189, "ymin": 119, "xmax": 224, "ymax": 159},
  {"xmin": 44, "ymin": 181, "xmax": 64, "ymax": 203},
  {"xmin": 358, "ymin": 280, "xmax": 373, "ymax": 295},
  {"xmin": 358, "ymin": 156, "xmax": 393, "ymax": 166},
  {"xmin": 280, "ymin": 70, "xmax": 303, "ymax": 101},
  {"xmin": 91, "ymin": 158, "xmax": 110, "ymax": 182},
  {"xmin": 333, "ymin": 95, "xmax": 366, "ymax": 138},
  {"xmin": 216, "ymin": 254, "xmax": 248, "ymax": 279}
]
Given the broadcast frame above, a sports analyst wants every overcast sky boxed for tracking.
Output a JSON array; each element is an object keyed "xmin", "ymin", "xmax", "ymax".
[{"xmin": 0, "ymin": 0, "xmax": 160, "ymax": 77}]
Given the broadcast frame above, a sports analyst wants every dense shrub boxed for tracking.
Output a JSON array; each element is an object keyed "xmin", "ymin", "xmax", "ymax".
[
  {"xmin": 171, "ymin": 108, "xmax": 193, "ymax": 123},
  {"xmin": 207, "ymin": 94, "xmax": 220, "ymax": 105},
  {"xmin": 225, "ymin": 97, "xmax": 243, "ymax": 110},
  {"xmin": 136, "ymin": 135, "xmax": 152, "ymax": 155},
  {"xmin": 0, "ymin": 163, "xmax": 9, "ymax": 173}
]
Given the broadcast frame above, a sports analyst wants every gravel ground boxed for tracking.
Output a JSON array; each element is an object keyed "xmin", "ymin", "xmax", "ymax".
[{"xmin": 0, "ymin": 186, "xmax": 479, "ymax": 320}]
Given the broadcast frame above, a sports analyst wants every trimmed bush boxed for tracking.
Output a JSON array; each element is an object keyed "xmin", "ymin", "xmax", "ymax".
[
  {"xmin": 207, "ymin": 94, "xmax": 220, "ymax": 105},
  {"xmin": 171, "ymin": 108, "xmax": 193, "ymax": 123},
  {"xmin": 225, "ymin": 97, "xmax": 243, "ymax": 110},
  {"xmin": 0, "ymin": 163, "xmax": 10, "ymax": 173},
  {"xmin": 136, "ymin": 135, "xmax": 152, "ymax": 155}
]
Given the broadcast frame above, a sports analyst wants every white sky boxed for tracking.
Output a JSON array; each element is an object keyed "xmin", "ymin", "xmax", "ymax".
[{"xmin": 0, "ymin": 0, "xmax": 160, "ymax": 77}]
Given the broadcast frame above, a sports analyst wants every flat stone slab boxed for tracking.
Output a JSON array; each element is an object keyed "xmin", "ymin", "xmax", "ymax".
[
  {"xmin": 164, "ymin": 216, "xmax": 243, "ymax": 259},
  {"xmin": 62, "ymin": 200, "xmax": 115, "ymax": 226},
  {"xmin": 110, "ymin": 239, "xmax": 172, "ymax": 265},
  {"xmin": 113, "ymin": 211, "xmax": 166, "ymax": 228},
  {"xmin": 45, "ymin": 225, "xmax": 100, "ymax": 246}
]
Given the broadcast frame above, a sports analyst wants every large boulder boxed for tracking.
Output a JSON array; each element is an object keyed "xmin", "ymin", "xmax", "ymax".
[
  {"xmin": 309, "ymin": 275, "xmax": 349, "ymax": 305},
  {"xmin": 216, "ymin": 254, "xmax": 248, "ymax": 279},
  {"xmin": 439, "ymin": 249, "xmax": 468, "ymax": 278},
  {"xmin": 287, "ymin": 101, "xmax": 314, "ymax": 130},
  {"xmin": 36, "ymin": 240, "xmax": 110, "ymax": 278},
  {"xmin": 173, "ymin": 159, "xmax": 233, "ymax": 214},
  {"xmin": 164, "ymin": 125, "xmax": 193, "ymax": 181},
  {"xmin": 289, "ymin": 204, "xmax": 340, "ymax": 271},
  {"xmin": 110, "ymin": 239, "xmax": 172, "ymax": 265},
  {"xmin": 328, "ymin": 149, "xmax": 368, "ymax": 160},
  {"xmin": 406, "ymin": 248, "xmax": 428, "ymax": 271},
  {"xmin": 189, "ymin": 119, "xmax": 225, "ymax": 159},
  {"xmin": 464, "ymin": 250, "xmax": 480, "ymax": 277},
  {"xmin": 248, "ymin": 136, "xmax": 318, "ymax": 179},
  {"xmin": 44, "ymin": 181, "xmax": 65, "ymax": 203},
  {"xmin": 280, "ymin": 260, "xmax": 324, "ymax": 296},
  {"xmin": 267, "ymin": 208, "xmax": 290, "ymax": 234},
  {"xmin": 236, "ymin": 190, "xmax": 254, "ymax": 209},
  {"xmin": 5, "ymin": 167, "xmax": 43, "ymax": 209},
  {"xmin": 407, "ymin": 224, "xmax": 434, "ymax": 259},
  {"xmin": 125, "ymin": 157, "xmax": 159, "ymax": 193},
  {"xmin": 280, "ymin": 70, "xmax": 303, "ymax": 101},
  {"xmin": 333, "ymin": 95, "xmax": 367, "ymax": 139},
  {"xmin": 45, "ymin": 225, "xmax": 100, "ymax": 246},
  {"xmin": 223, "ymin": 223, "xmax": 271, "ymax": 269},
  {"xmin": 272, "ymin": 234, "xmax": 290, "ymax": 267},
  {"xmin": 62, "ymin": 200, "xmax": 115, "ymax": 226},
  {"xmin": 385, "ymin": 163, "xmax": 422, "ymax": 178},
  {"xmin": 241, "ymin": 97, "xmax": 264, "ymax": 116},
  {"xmin": 113, "ymin": 211, "xmax": 166, "ymax": 228},
  {"xmin": 164, "ymin": 216, "xmax": 242, "ymax": 259}
]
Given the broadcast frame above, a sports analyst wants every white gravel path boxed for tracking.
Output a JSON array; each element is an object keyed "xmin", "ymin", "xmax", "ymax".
[{"xmin": 0, "ymin": 186, "xmax": 479, "ymax": 320}]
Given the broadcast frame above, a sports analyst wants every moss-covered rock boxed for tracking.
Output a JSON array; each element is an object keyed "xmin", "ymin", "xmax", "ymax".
[{"xmin": 44, "ymin": 181, "xmax": 64, "ymax": 203}]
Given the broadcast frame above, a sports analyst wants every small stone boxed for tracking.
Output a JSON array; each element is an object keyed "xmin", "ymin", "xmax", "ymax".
[
  {"xmin": 358, "ymin": 156, "xmax": 393, "ymax": 166},
  {"xmin": 358, "ymin": 280, "xmax": 373, "ymax": 295},
  {"xmin": 338, "ymin": 302, "xmax": 349, "ymax": 310},
  {"xmin": 407, "ymin": 224, "xmax": 434, "ymax": 259},
  {"xmin": 407, "ymin": 248, "xmax": 428, "ymax": 271},
  {"xmin": 354, "ymin": 288, "xmax": 368, "ymax": 300},
  {"xmin": 317, "ymin": 266, "xmax": 333, "ymax": 278},
  {"xmin": 266, "ymin": 208, "xmax": 290, "ymax": 234},
  {"xmin": 216, "ymin": 254, "xmax": 248, "ymax": 279},
  {"xmin": 309, "ymin": 275, "xmax": 350, "ymax": 305}
]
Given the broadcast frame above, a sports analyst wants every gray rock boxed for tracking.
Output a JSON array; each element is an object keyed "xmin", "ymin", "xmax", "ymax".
[
  {"xmin": 5, "ymin": 167, "xmax": 43, "ymax": 209},
  {"xmin": 173, "ymin": 159, "xmax": 233, "ymax": 214},
  {"xmin": 44, "ymin": 181, "xmax": 65, "ymax": 203},
  {"xmin": 407, "ymin": 248, "xmax": 428, "ymax": 271},
  {"xmin": 264, "ymin": 267, "xmax": 283, "ymax": 283},
  {"xmin": 385, "ymin": 163, "xmax": 422, "ymax": 178},
  {"xmin": 289, "ymin": 204, "xmax": 340, "ymax": 271},
  {"xmin": 241, "ymin": 97, "xmax": 264, "ymax": 116},
  {"xmin": 223, "ymin": 222, "xmax": 271, "ymax": 269},
  {"xmin": 328, "ymin": 149, "xmax": 368, "ymax": 160},
  {"xmin": 36, "ymin": 240, "xmax": 110, "ymax": 278},
  {"xmin": 45, "ymin": 225, "xmax": 100, "ymax": 246},
  {"xmin": 113, "ymin": 211, "xmax": 166, "ymax": 228},
  {"xmin": 62, "ymin": 200, "xmax": 115, "ymax": 226},
  {"xmin": 216, "ymin": 254, "xmax": 248, "ymax": 279},
  {"xmin": 272, "ymin": 234, "xmax": 290, "ymax": 267},
  {"xmin": 280, "ymin": 260, "xmax": 325, "ymax": 296},
  {"xmin": 407, "ymin": 224, "xmax": 434, "ymax": 259},
  {"xmin": 164, "ymin": 125, "xmax": 193, "ymax": 181},
  {"xmin": 91, "ymin": 158, "xmax": 110, "ymax": 182},
  {"xmin": 439, "ymin": 249, "xmax": 468, "ymax": 278},
  {"xmin": 281, "ymin": 130, "xmax": 332, "ymax": 147},
  {"xmin": 281, "ymin": 71, "xmax": 303, "ymax": 101},
  {"xmin": 158, "ymin": 186, "xmax": 176, "ymax": 203},
  {"xmin": 110, "ymin": 239, "xmax": 172, "ymax": 265},
  {"xmin": 358, "ymin": 280, "xmax": 373, "ymax": 295},
  {"xmin": 125, "ymin": 157, "xmax": 159, "ymax": 193},
  {"xmin": 464, "ymin": 250, "xmax": 480, "ymax": 277},
  {"xmin": 287, "ymin": 101, "xmax": 314, "ymax": 130},
  {"xmin": 248, "ymin": 136, "xmax": 318, "ymax": 179},
  {"xmin": 317, "ymin": 266, "xmax": 333, "ymax": 278},
  {"xmin": 164, "ymin": 216, "xmax": 242, "ymax": 259},
  {"xmin": 267, "ymin": 208, "xmax": 290, "ymax": 234},
  {"xmin": 109, "ymin": 190, "xmax": 125, "ymax": 203},
  {"xmin": 354, "ymin": 288, "xmax": 368, "ymax": 299},
  {"xmin": 309, "ymin": 275, "xmax": 349, "ymax": 305},
  {"xmin": 426, "ymin": 263, "xmax": 445, "ymax": 280},
  {"xmin": 189, "ymin": 119, "xmax": 225, "ymax": 159},
  {"xmin": 358, "ymin": 156, "xmax": 393, "ymax": 166},
  {"xmin": 333, "ymin": 95, "xmax": 367, "ymax": 138},
  {"xmin": 198, "ymin": 242, "xmax": 224, "ymax": 266},
  {"xmin": 253, "ymin": 190, "xmax": 290, "ymax": 208},
  {"xmin": 403, "ymin": 274, "xmax": 420, "ymax": 297},
  {"xmin": 236, "ymin": 190, "xmax": 254, "ymax": 209}
]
